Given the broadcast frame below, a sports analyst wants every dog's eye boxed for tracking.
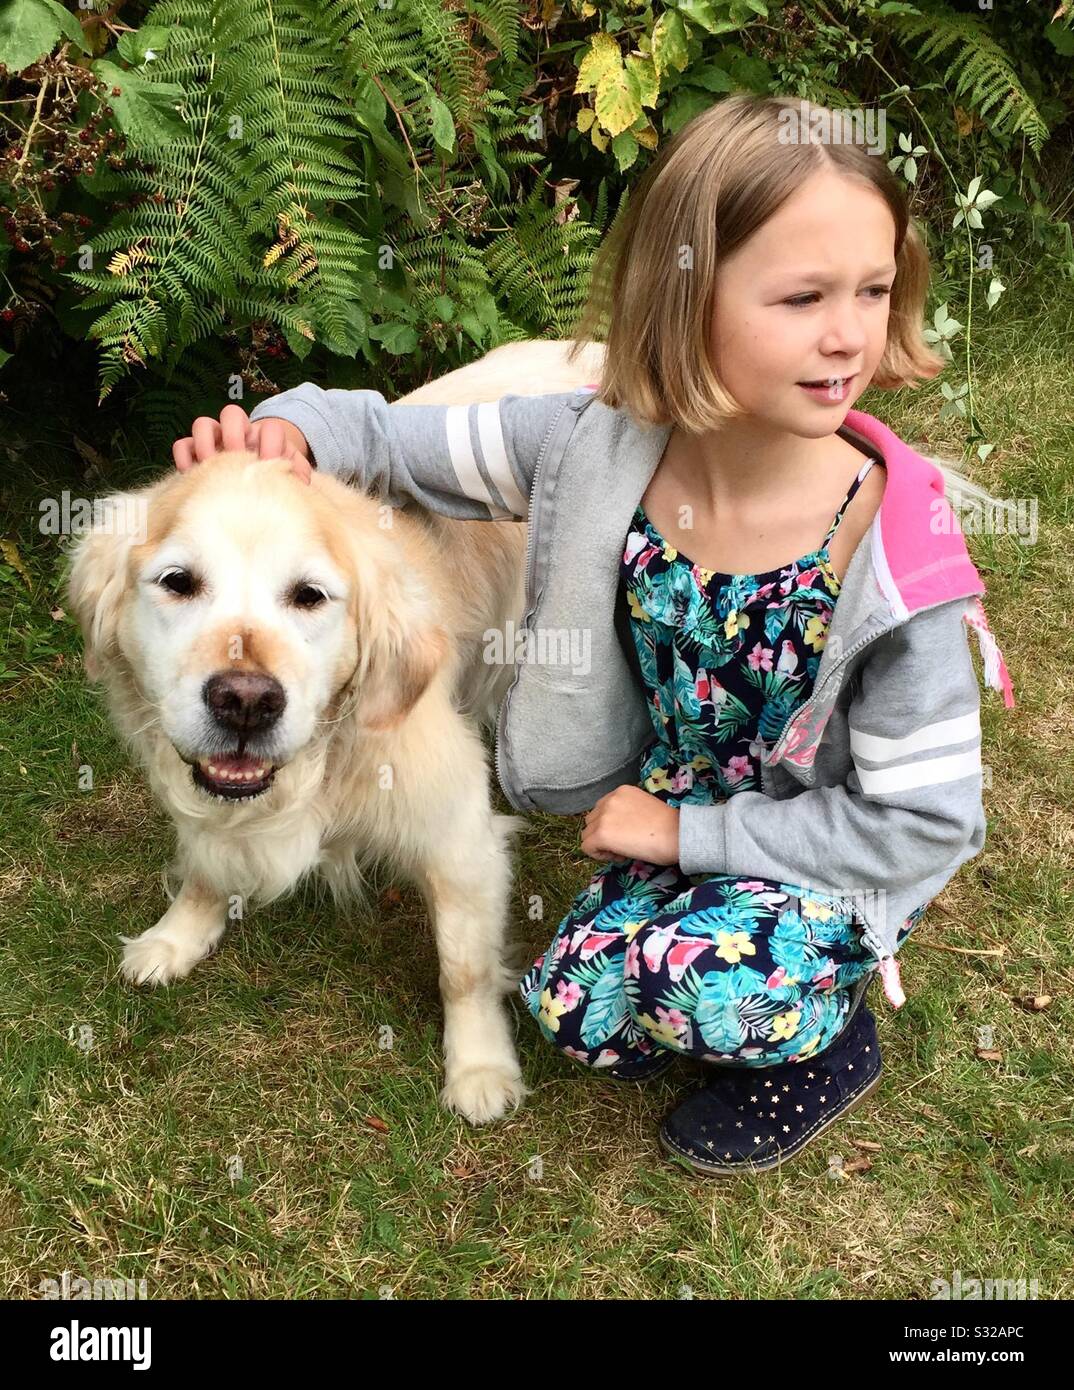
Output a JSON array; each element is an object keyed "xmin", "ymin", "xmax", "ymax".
[
  {"xmin": 157, "ymin": 567, "xmax": 197, "ymax": 597},
  {"xmin": 291, "ymin": 583, "xmax": 329, "ymax": 609}
]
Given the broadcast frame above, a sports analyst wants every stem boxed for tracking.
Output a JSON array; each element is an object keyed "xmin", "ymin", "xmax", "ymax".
[{"xmin": 12, "ymin": 77, "xmax": 49, "ymax": 185}]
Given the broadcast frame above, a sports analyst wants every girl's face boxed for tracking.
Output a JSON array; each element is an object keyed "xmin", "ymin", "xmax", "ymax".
[{"xmin": 709, "ymin": 169, "xmax": 898, "ymax": 436}]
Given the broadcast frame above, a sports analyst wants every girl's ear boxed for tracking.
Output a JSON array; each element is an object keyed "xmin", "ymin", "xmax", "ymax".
[
  {"xmin": 348, "ymin": 538, "xmax": 449, "ymax": 732},
  {"xmin": 66, "ymin": 493, "xmax": 144, "ymax": 682}
]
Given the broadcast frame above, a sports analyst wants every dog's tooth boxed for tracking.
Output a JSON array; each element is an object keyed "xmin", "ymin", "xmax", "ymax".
[{"xmin": 207, "ymin": 763, "xmax": 218, "ymax": 775}]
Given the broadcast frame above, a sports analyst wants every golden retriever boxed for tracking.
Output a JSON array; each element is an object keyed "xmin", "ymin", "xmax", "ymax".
[{"xmin": 66, "ymin": 339, "xmax": 604, "ymax": 1125}]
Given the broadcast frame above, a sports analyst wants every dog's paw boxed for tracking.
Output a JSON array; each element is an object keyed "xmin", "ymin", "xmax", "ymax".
[
  {"xmin": 441, "ymin": 1064, "xmax": 529, "ymax": 1126},
  {"xmin": 118, "ymin": 929, "xmax": 210, "ymax": 986}
]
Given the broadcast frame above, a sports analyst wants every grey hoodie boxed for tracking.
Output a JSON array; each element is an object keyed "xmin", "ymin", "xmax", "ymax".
[{"xmin": 249, "ymin": 382, "xmax": 1016, "ymax": 1005}]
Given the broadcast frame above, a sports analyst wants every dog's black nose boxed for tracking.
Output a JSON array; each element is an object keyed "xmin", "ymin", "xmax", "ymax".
[{"xmin": 203, "ymin": 672, "xmax": 285, "ymax": 734}]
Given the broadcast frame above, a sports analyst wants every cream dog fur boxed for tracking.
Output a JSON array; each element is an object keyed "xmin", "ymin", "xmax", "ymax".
[{"xmin": 66, "ymin": 338, "xmax": 604, "ymax": 1125}]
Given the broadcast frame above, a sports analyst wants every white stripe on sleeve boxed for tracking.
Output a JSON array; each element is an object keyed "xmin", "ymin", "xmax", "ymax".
[
  {"xmin": 855, "ymin": 747, "xmax": 981, "ymax": 795},
  {"xmin": 445, "ymin": 405, "xmax": 511, "ymax": 518},
  {"xmin": 476, "ymin": 401, "xmax": 528, "ymax": 518},
  {"xmin": 850, "ymin": 710, "xmax": 980, "ymax": 764}
]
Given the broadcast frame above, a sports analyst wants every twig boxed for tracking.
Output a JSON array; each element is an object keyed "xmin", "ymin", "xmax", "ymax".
[
  {"xmin": 12, "ymin": 76, "xmax": 49, "ymax": 184},
  {"xmin": 914, "ymin": 939, "xmax": 1005, "ymax": 959}
]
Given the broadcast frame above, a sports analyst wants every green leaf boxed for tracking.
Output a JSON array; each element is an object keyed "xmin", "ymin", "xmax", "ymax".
[
  {"xmin": 370, "ymin": 322, "xmax": 419, "ymax": 355},
  {"xmin": 0, "ymin": 346, "xmax": 11, "ymax": 371},
  {"xmin": 354, "ymin": 73, "xmax": 387, "ymax": 128},
  {"xmin": 595, "ymin": 62, "xmax": 642, "ymax": 138},
  {"xmin": 1045, "ymin": 22, "xmax": 1074, "ymax": 57},
  {"xmin": 115, "ymin": 26, "xmax": 176, "ymax": 67},
  {"xmin": 723, "ymin": 49, "xmax": 771, "ymax": 92},
  {"xmin": 624, "ymin": 52, "xmax": 659, "ymax": 108},
  {"xmin": 688, "ymin": 64, "xmax": 735, "ymax": 93},
  {"xmin": 458, "ymin": 310, "xmax": 486, "ymax": 348},
  {"xmin": 428, "ymin": 93, "xmax": 455, "ymax": 154},
  {"xmin": 651, "ymin": 10, "xmax": 690, "ymax": 76},
  {"xmin": 90, "ymin": 60, "xmax": 188, "ymax": 146},
  {"xmin": 320, "ymin": 299, "xmax": 369, "ymax": 358},
  {"xmin": 611, "ymin": 130, "xmax": 639, "ymax": 172},
  {"xmin": 0, "ymin": 0, "xmax": 86, "ymax": 71},
  {"xmin": 664, "ymin": 86, "xmax": 712, "ymax": 135},
  {"xmin": 577, "ymin": 32, "xmax": 623, "ymax": 95},
  {"xmin": 674, "ymin": 1, "xmax": 738, "ymax": 36}
]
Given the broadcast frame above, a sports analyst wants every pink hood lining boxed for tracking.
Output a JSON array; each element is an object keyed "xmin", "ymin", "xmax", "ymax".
[{"xmin": 842, "ymin": 410, "xmax": 1015, "ymax": 708}]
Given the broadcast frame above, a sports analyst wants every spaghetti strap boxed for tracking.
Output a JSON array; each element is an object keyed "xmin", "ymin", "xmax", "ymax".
[{"xmin": 821, "ymin": 457, "xmax": 876, "ymax": 550}]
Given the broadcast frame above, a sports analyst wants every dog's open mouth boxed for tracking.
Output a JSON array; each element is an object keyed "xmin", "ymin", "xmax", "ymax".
[{"xmin": 192, "ymin": 753, "xmax": 277, "ymax": 799}]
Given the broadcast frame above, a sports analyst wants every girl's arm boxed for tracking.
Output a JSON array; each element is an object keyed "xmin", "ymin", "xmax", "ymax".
[
  {"xmin": 248, "ymin": 381, "xmax": 580, "ymax": 520},
  {"xmin": 676, "ymin": 597, "xmax": 988, "ymax": 903}
]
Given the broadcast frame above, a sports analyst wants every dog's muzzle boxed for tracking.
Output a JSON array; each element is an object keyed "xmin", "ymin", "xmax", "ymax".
[{"xmin": 191, "ymin": 671, "xmax": 286, "ymax": 799}]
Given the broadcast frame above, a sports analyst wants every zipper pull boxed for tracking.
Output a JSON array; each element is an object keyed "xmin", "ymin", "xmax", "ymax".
[
  {"xmin": 877, "ymin": 955, "xmax": 906, "ymax": 1010},
  {"xmin": 862, "ymin": 928, "xmax": 907, "ymax": 1009}
]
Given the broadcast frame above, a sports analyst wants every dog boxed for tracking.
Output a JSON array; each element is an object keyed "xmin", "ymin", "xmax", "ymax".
[{"xmin": 66, "ymin": 338, "xmax": 605, "ymax": 1125}]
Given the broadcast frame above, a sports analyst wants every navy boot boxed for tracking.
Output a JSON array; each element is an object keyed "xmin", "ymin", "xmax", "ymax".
[
  {"xmin": 658, "ymin": 986, "xmax": 881, "ymax": 1175},
  {"xmin": 605, "ymin": 1047, "xmax": 678, "ymax": 1083}
]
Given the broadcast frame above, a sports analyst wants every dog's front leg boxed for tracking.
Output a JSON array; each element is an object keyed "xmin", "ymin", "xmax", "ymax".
[
  {"xmin": 420, "ymin": 837, "xmax": 529, "ymax": 1126},
  {"xmin": 118, "ymin": 874, "xmax": 228, "ymax": 986}
]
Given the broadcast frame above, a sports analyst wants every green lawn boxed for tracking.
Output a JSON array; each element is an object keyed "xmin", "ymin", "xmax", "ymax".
[{"xmin": 1, "ymin": 284, "xmax": 1072, "ymax": 1299}]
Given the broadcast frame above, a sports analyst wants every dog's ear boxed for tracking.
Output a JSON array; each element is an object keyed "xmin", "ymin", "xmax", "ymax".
[
  {"xmin": 66, "ymin": 492, "xmax": 144, "ymax": 682},
  {"xmin": 349, "ymin": 543, "xmax": 449, "ymax": 733}
]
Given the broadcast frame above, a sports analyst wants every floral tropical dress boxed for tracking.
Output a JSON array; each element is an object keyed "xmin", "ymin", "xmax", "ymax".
[{"xmin": 519, "ymin": 455, "xmax": 927, "ymax": 1070}]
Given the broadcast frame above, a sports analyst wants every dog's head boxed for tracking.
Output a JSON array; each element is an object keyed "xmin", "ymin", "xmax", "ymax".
[{"xmin": 67, "ymin": 452, "xmax": 447, "ymax": 801}]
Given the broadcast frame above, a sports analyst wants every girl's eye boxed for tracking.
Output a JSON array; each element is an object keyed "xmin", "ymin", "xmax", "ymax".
[
  {"xmin": 157, "ymin": 567, "xmax": 197, "ymax": 597},
  {"xmin": 291, "ymin": 583, "xmax": 329, "ymax": 609},
  {"xmin": 784, "ymin": 286, "xmax": 893, "ymax": 308}
]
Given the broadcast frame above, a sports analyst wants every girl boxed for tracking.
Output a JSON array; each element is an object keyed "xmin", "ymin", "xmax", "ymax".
[{"xmin": 175, "ymin": 93, "xmax": 1015, "ymax": 1174}]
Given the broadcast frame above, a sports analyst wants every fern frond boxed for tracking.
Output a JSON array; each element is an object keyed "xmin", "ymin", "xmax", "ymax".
[
  {"xmin": 74, "ymin": 0, "xmax": 377, "ymax": 397},
  {"xmin": 471, "ymin": 0, "xmax": 522, "ymax": 63},
  {"xmin": 883, "ymin": 3, "xmax": 1049, "ymax": 152},
  {"xmin": 485, "ymin": 174, "xmax": 601, "ymax": 338}
]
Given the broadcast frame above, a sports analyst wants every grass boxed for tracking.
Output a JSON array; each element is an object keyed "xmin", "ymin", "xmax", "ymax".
[{"xmin": 1, "ymin": 273, "xmax": 1072, "ymax": 1300}]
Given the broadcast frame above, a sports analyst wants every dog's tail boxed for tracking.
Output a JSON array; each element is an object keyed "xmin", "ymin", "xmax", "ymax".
[
  {"xmin": 493, "ymin": 812, "xmax": 529, "ymax": 841},
  {"xmin": 318, "ymin": 849, "xmax": 377, "ymax": 915}
]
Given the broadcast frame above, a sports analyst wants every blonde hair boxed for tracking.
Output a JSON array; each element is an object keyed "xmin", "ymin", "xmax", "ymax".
[{"xmin": 566, "ymin": 93, "xmax": 946, "ymax": 437}]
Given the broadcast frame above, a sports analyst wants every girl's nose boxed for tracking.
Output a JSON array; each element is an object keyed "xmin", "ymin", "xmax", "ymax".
[{"xmin": 818, "ymin": 298, "xmax": 869, "ymax": 355}]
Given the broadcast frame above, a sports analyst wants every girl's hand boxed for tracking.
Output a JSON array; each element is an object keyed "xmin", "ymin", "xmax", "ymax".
[
  {"xmin": 172, "ymin": 404, "xmax": 313, "ymax": 484},
  {"xmin": 580, "ymin": 785, "xmax": 680, "ymax": 866}
]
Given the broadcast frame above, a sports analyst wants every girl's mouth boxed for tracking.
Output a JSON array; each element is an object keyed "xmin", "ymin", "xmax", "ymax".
[{"xmin": 798, "ymin": 375, "xmax": 856, "ymax": 402}]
